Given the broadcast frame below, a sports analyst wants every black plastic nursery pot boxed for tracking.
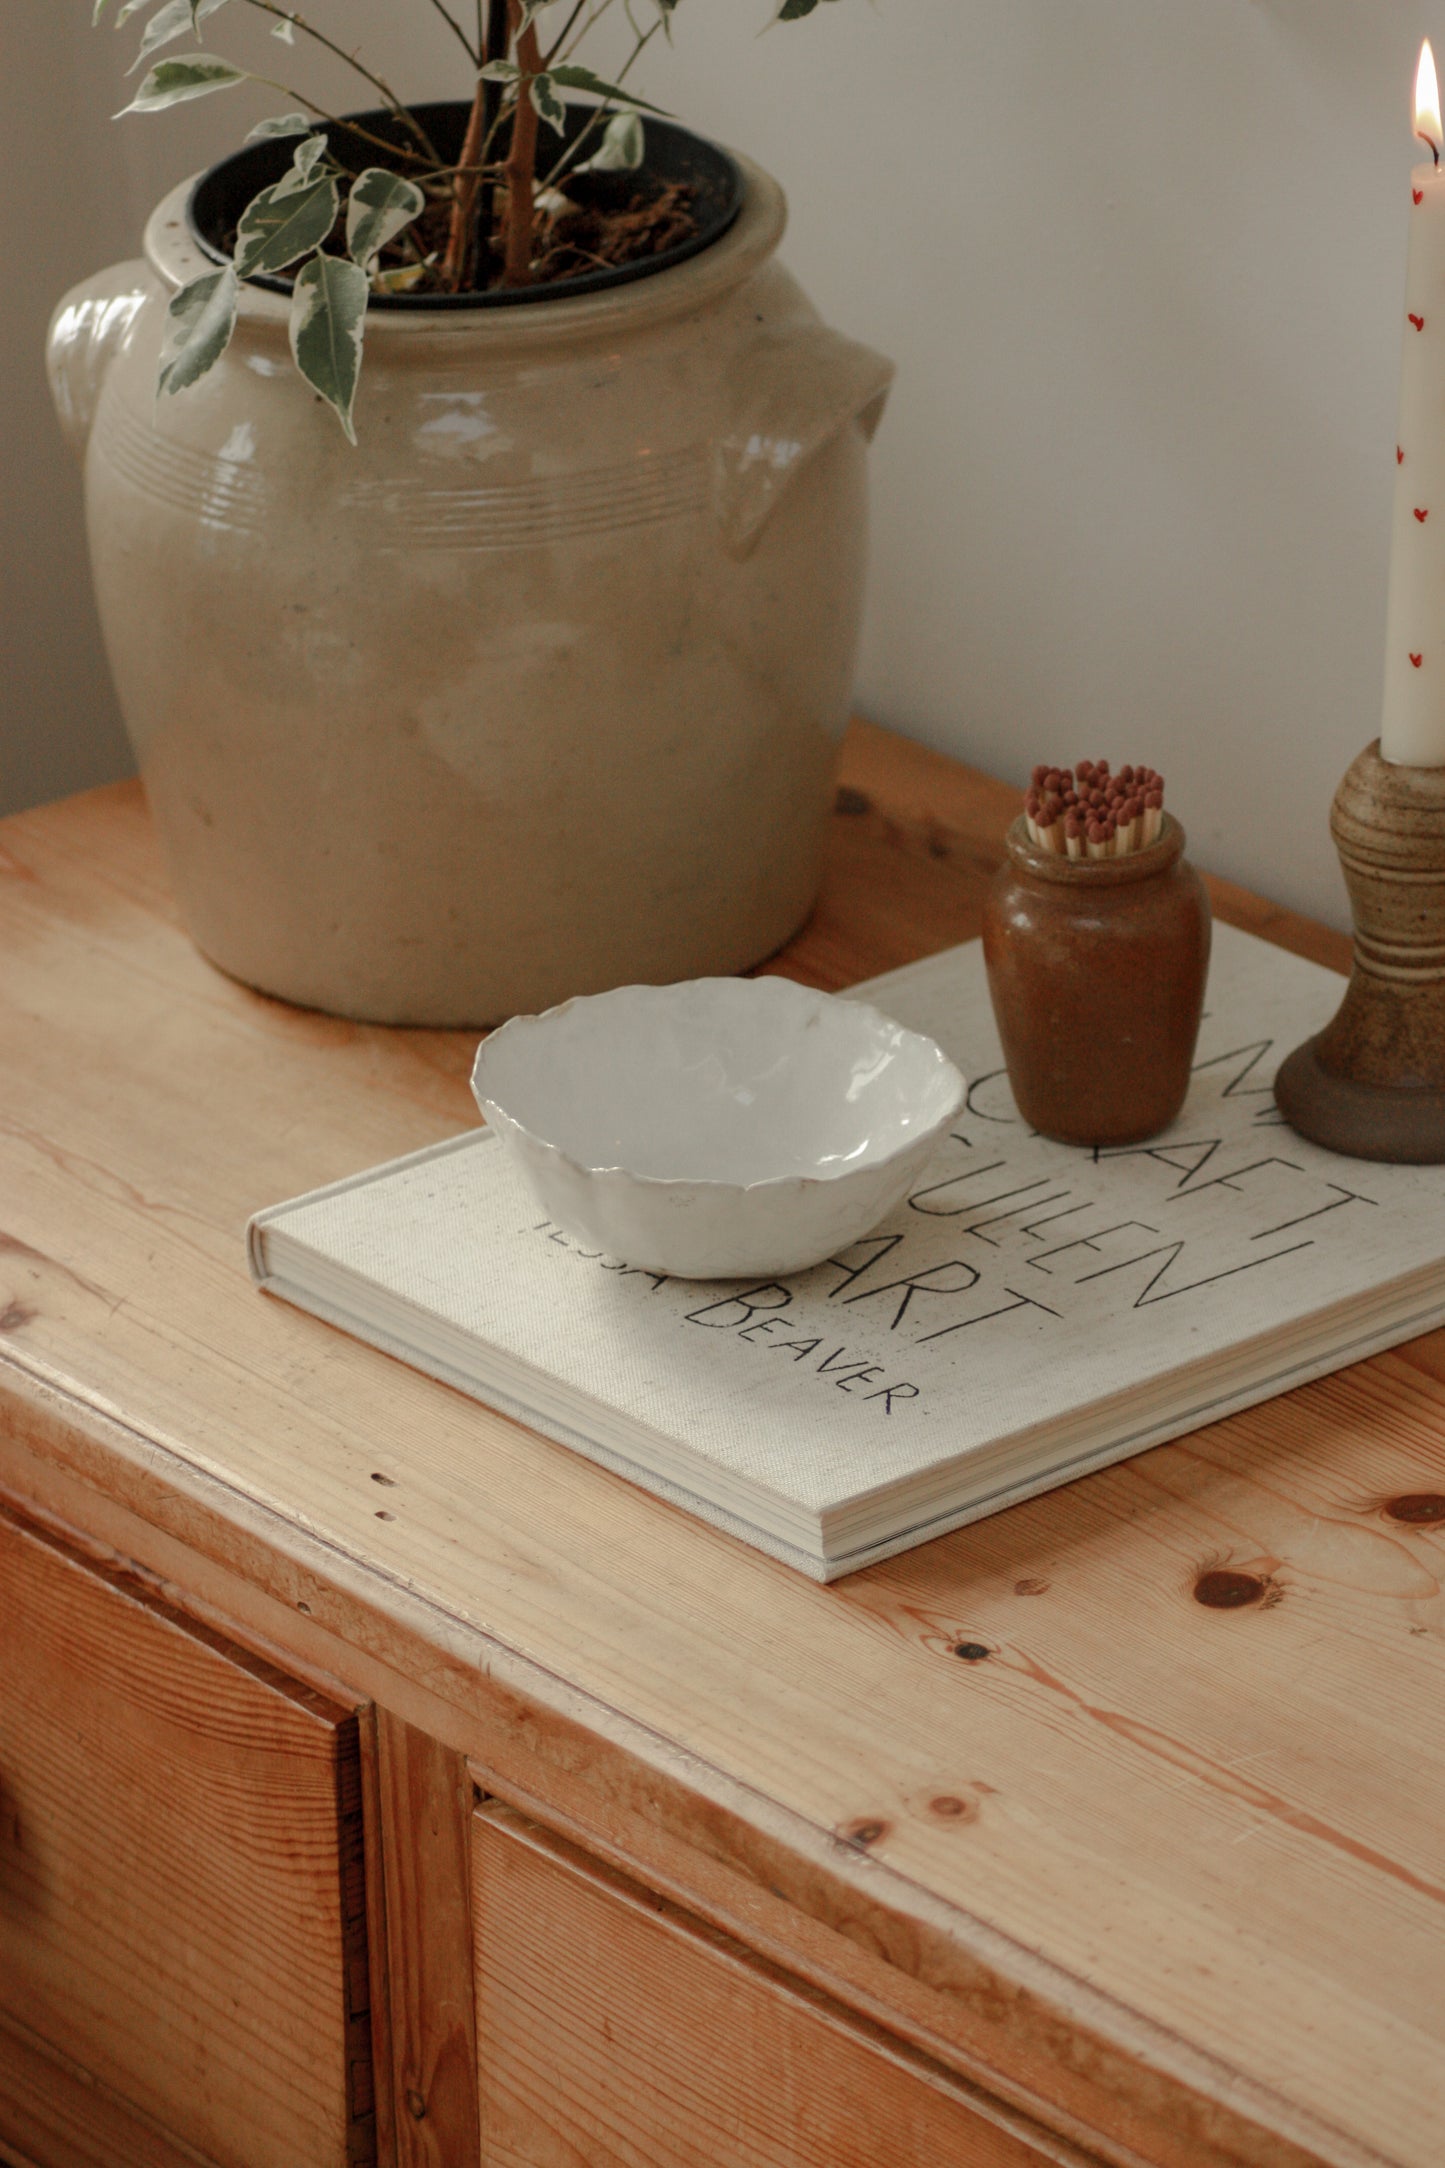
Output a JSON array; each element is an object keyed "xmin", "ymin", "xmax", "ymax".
[{"xmin": 187, "ymin": 99, "xmax": 744, "ymax": 306}]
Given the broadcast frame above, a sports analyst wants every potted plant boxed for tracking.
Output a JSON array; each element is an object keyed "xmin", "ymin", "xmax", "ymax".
[{"xmin": 47, "ymin": 0, "xmax": 893, "ymax": 1025}]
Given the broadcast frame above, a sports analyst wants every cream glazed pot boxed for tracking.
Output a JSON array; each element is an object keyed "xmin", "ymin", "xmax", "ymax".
[{"xmin": 46, "ymin": 150, "xmax": 894, "ymax": 1025}]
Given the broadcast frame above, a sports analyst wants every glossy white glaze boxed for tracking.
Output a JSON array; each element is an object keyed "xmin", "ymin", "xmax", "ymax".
[{"xmin": 470, "ymin": 976, "xmax": 965, "ymax": 1277}]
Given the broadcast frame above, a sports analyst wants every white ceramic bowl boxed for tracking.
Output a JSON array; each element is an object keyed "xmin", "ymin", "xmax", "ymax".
[{"xmin": 470, "ymin": 976, "xmax": 966, "ymax": 1279}]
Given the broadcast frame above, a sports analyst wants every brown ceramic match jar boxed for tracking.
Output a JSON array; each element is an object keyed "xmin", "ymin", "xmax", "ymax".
[{"xmin": 982, "ymin": 814, "xmax": 1212, "ymax": 1147}]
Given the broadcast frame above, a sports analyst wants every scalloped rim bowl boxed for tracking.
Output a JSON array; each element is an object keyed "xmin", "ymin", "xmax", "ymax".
[{"xmin": 470, "ymin": 976, "xmax": 966, "ymax": 1279}]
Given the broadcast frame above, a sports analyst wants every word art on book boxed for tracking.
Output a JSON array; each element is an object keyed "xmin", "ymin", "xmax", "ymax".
[{"xmin": 526, "ymin": 1031, "xmax": 1379, "ymax": 1422}]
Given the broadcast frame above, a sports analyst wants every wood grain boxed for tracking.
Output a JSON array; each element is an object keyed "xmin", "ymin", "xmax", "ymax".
[
  {"xmin": 471, "ymin": 1802, "xmax": 1088, "ymax": 2168},
  {"xmin": 369, "ymin": 1712, "xmax": 480, "ymax": 2168},
  {"xmin": 0, "ymin": 2008, "xmax": 219, "ymax": 2168},
  {"xmin": 0, "ymin": 725, "xmax": 1439, "ymax": 2168},
  {"xmin": 0, "ymin": 1500, "xmax": 372, "ymax": 2168}
]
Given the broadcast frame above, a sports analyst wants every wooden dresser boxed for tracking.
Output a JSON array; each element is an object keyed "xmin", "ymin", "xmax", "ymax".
[{"xmin": 0, "ymin": 723, "xmax": 1441, "ymax": 2168}]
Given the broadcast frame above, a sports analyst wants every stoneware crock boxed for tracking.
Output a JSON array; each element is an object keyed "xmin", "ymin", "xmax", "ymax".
[
  {"xmin": 46, "ymin": 111, "xmax": 894, "ymax": 1025},
  {"xmin": 982, "ymin": 814, "xmax": 1212, "ymax": 1147}
]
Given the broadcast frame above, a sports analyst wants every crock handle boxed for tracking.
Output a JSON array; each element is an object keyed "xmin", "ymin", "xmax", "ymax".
[
  {"xmin": 46, "ymin": 262, "xmax": 153, "ymax": 460},
  {"xmin": 711, "ymin": 322, "xmax": 895, "ymax": 561}
]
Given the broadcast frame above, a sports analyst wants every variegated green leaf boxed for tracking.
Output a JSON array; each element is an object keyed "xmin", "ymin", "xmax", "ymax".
[
  {"xmin": 245, "ymin": 110, "xmax": 314, "ymax": 139},
  {"xmin": 128, "ymin": 0, "xmax": 227, "ymax": 69},
  {"xmin": 289, "ymin": 253, "xmax": 369, "ymax": 443},
  {"xmin": 547, "ymin": 64, "xmax": 669, "ymax": 115},
  {"xmin": 112, "ymin": 0, "xmax": 154, "ymax": 29},
  {"xmin": 576, "ymin": 109, "xmax": 644, "ymax": 172},
  {"xmin": 478, "ymin": 58, "xmax": 518, "ymax": 82},
  {"xmin": 372, "ymin": 259, "xmax": 429, "ymax": 293},
  {"xmin": 346, "ymin": 169, "xmax": 426, "ymax": 270},
  {"xmin": 272, "ymin": 131, "xmax": 329, "ymax": 196},
  {"xmin": 116, "ymin": 54, "xmax": 246, "ymax": 114},
  {"xmin": 234, "ymin": 173, "xmax": 338, "ymax": 276},
  {"xmin": 529, "ymin": 72, "xmax": 567, "ymax": 135},
  {"xmin": 156, "ymin": 265, "xmax": 239, "ymax": 396},
  {"xmin": 271, "ymin": 14, "xmax": 295, "ymax": 40}
]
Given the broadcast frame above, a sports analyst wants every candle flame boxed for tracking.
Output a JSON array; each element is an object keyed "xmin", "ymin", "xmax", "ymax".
[{"xmin": 1417, "ymin": 40, "xmax": 1442, "ymax": 161}]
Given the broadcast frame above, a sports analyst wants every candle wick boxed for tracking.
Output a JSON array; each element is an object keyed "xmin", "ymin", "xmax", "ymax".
[{"xmin": 1420, "ymin": 130, "xmax": 1442, "ymax": 167}]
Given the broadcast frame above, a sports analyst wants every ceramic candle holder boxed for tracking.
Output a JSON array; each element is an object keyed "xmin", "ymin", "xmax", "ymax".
[
  {"xmin": 982, "ymin": 814, "xmax": 1212, "ymax": 1148},
  {"xmin": 1274, "ymin": 741, "xmax": 1445, "ymax": 1161}
]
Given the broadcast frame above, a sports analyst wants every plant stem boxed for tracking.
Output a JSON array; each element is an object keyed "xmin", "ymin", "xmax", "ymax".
[
  {"xmin": 240, "ymin": 0, "xmax": 441, "ymax": 161},
  {"xmin": 243, "ymin": 73, "xmax": 434, "ymax": 165},
  {"xmin": 541, "ymin": 0, "xmax": 594, "ymax": 66},
  {"xmin": 550, "ymin": 0, "xmax": 623, "ymax": 70},
  {"xmin": 474, "ymin": 0, "xmax": 512, "ymax": 277},
  {"xmin": 540, "ymin": 17, "xmax": 659, "ymax": 190},
  {"xmin": 502, "ymin": 1, "xmax": 542, "ymax": 285},
  {"xmin": 442, "ymin": 76, "xmax": 489, "ymax": 289},
  {"xmin": 420, "ymin": 0, "xmax": 480, "ymax": 68}
]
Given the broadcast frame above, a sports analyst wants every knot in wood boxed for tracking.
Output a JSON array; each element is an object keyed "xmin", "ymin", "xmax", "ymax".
[
  {"xmin": 838, "ymin": 1817, "xmax": 889, "ymax": 1849},
  {"xmin": 1193, "ymin": 1569, "xmax": 1266, "ymax": 1610},
  {"xmin": 1385, "ymin": 1493, "xmax": 1445, "ymax": 1524}
]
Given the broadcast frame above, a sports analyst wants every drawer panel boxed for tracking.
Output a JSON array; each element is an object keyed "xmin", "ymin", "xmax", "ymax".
[
  {"xmin": 0, "ymin": 1504, "xmax": 372, "ymax": 2168},
  {"xmin": 471, "ymin": 1803, "xmax": 1077, "ymax": 2168},
  {"xmin": 0, "ymin": 2007, "xmax": 213, "ymax": 2168}
]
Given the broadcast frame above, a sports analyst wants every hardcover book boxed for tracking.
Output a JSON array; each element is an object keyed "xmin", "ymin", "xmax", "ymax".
[{"xmin": 247, "ymin": 924, "xmax": 1445, "ymax": 1579}]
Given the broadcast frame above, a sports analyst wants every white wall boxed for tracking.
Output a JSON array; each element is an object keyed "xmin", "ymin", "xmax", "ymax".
[{"xmin": 5, "ymin": 1, "xmax": 1437, "ymax": 928}]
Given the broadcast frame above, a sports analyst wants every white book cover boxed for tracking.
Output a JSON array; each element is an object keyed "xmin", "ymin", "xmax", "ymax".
[{"xmin": 248, "ymin": 924, "xmax": 1445, "ymax": 1579}]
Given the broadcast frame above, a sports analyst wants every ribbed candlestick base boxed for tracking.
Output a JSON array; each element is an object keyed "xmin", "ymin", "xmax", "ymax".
[{"xmin": 1275, "ymin": 740, "xmax": 1445, "ymax": 1161}]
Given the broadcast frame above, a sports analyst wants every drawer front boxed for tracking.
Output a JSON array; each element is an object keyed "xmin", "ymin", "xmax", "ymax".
[
  {"xmin": 471, "ymin": 1804, "xmax": 1077, "ymax": 2168},
  {"xmin": 0, "ymin": 1503, "xmax": 372, "ymax": 2168}
]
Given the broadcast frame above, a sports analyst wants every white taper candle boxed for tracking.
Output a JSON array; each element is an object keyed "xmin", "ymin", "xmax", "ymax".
[{"xmin": 1382, "ymin": 43, "xmax": 1445, "ymax": 764}]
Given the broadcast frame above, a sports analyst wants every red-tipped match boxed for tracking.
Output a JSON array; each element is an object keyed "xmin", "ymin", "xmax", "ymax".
[{"xmin": 1035, "ymin": 759, "xmax": 1164, "ymax": 849}]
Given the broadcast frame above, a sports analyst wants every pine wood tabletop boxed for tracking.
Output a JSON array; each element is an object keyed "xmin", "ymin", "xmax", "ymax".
[{"xmin": 0, "ymin": 721, "xmax": 1440, "ymax": 2168}]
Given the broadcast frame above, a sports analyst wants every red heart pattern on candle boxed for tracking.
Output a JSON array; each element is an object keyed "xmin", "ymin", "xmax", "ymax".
[
  {"xmin": 1411, "ymin": 313, "xmax": 1427, "ymax": 330},
  {"xmin": 1416, "ymin": 188, "xmax": 1425, "ymax": 204},
  {"xmin": 1412, "ymin": 653, "xmax": 1424, "ymax": 668},
  {"xmin": 1400, "ymin": 447, "xmax": 1407, "ymax": 463},
  {"xmin": 1417, "ymin": 508, "xmax": 1430, "ymax": 521}
]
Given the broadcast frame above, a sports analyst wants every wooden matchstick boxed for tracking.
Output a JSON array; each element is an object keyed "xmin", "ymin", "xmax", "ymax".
[{"xmin": 1020, "ymin": 762, "xmax": 1165, "ymax": 858}]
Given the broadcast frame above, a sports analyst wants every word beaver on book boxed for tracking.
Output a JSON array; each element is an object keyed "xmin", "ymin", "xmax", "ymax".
[{"xmin": 247, "ymin": 924, "xmax": 1445, "ymax": 1580}]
